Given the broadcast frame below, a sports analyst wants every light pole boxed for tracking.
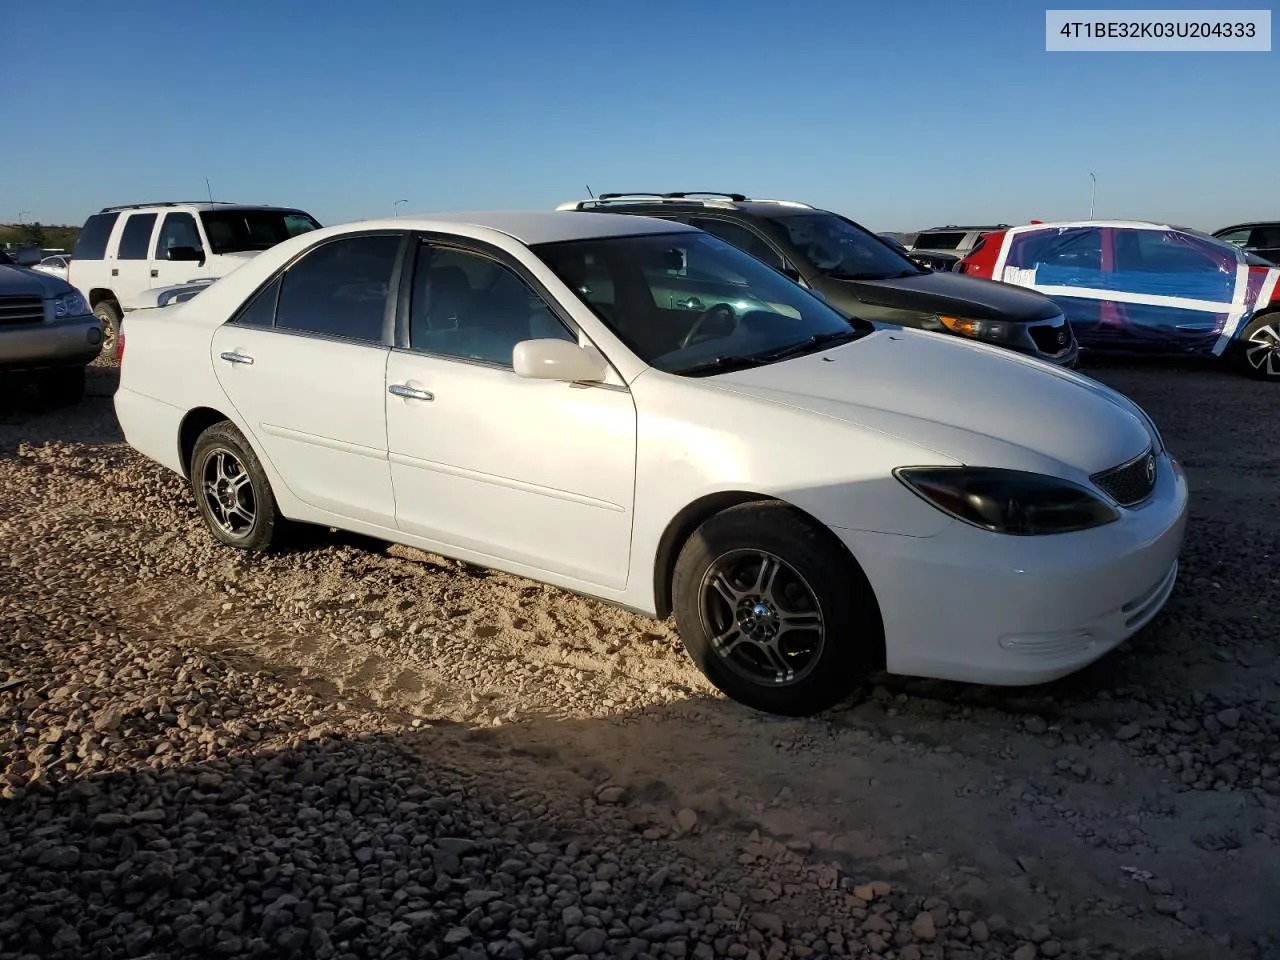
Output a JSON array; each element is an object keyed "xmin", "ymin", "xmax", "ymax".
[
  {"xmin": 17, "ymin": 210, "xmax": 31, "ymax": 224},
  {"xmin": 1088, "ymin": 173, "xmax": 1096, "ymax": 219},
  {"xmin": 394, "ymin": 200, "xmax": 407, "ymax": 218}
]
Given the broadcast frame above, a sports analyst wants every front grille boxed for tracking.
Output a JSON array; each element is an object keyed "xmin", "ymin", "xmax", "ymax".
[
  {"xmin": 0, "ymin": 296, "xmax": 44, "ymax": 327},
  {"xmin": 1028, "ymin": 318, "xmax": 1073, "ymax": 355},
  {"xmin": 1092, "ymin": 447, "xmax": 1157, "ymax": 506}
]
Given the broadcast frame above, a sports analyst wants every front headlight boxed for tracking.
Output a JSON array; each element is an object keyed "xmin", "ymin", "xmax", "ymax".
[
  {"xmin": 937, "ymin": 315, "xmax": 1011, "ymax": 341},
  {"xmin": 894, "ymin": 466, "xmax": 1120, "ymax": 535},
  {"xmin": 53, "ymin": 291, "xmax": 89, "ymax": 319}
]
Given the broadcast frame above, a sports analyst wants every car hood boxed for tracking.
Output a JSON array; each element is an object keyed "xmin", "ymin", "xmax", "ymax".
[
  {"xmin": 705, "ymin": 327, "xmax": 1153, "ymax": 477},
  {"xmin": 831, "ymin": 270, "xmax": 1062, "ymax": 323},
  {"xmin": 0, "ymin": 263, "xmax": 72, "ymax": 297}
]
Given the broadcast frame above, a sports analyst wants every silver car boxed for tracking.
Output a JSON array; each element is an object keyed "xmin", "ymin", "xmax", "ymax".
[{"xmin": 0, "ymin": 248, "xmax": 103, "ymax": 403}]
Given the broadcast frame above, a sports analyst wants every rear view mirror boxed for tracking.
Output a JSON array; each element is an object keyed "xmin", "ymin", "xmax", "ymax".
[
  {"xmin": 167, "ymin": 245, "xmax": 205, "ymax": 264},
  {"xmin": 512, "ymin": 339, "xmax": 608, "ymax": 383}
]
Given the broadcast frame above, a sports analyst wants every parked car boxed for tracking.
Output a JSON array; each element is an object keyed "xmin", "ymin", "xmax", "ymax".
[
  {"xmin": 70, "ymin": 201, "xmax": 322, "ymax": 350},
  {"xmin": 879, "ymin": 234, "xmax": 959, "ymax": 272},
  {"xmin": 958, "ymin": 220, "xmax": 1280, "ymax": 380},
  {"xmin": 1212, "ymin": 221, "xmax": 1280, "ymax": 266},
  {"xmin": 115, "ymin": 211, "xmax": 1186, "ymax": 716},
  {"xmin": 556, "ymin": 194, "xmax": 1076, "ymax": 366},
  {"xmin": 32, "ymin": 254, "xmax": 70, "ymax": 280},
  {"xmin": 0, "ymin": 247, "xmax": 102, "ymax": 403},
  {"xmin": 910, "ymin": 224, "xmax": 1010, "ymax": 260}
]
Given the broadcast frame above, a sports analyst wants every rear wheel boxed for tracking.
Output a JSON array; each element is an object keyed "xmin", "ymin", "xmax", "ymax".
[
  {"xmin": 39, "ymin": 366, "xmax": 86, "ymax": 406},
  {"xmin": 1236, "ymin": 313, "xmax": 1280, "ymax": 381},
  {"xmin": 671, "ymin": 501, "xmax": 883, "ymax": 716},
  {"xmin": 190, "ymin": 421, "xmax": 281, "ymax": 551},
  {"xmin": 93, "ymin": 300, "xmax": 122, "ymax": 354}
]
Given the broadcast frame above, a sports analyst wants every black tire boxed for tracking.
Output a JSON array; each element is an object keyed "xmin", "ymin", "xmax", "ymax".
[
  {"xmin": 93, "ymin": 300, "xmax": 122, "ymax": 354},
  {"xmin": 1235, "ymin": 313, "xmax": 1280, "ymax": 381},
  {"xmin": 38, "ymin": 366, "xmax": 86, "ymax": 406},
  {"xmin": 671, "ymin": 501, "xmax": 884, "ymax": 716},
  {"xmin": 190, "ymin": 421, "xmax": 282, "ymax": 551}
]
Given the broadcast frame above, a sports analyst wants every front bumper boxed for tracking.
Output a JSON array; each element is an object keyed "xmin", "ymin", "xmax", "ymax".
[
  {"xmin": 834, "ymin": 453, "xmax": 1189, "ymax": 685},
  {"xmin": 0, "ymin": 316, "xmax": 103, "ymax": 371}
]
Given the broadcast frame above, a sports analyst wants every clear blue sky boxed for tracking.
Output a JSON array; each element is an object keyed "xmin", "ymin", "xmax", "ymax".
[{"xmin": 5, "ymin": 0, "xmax": 1275, "ymax": 231}]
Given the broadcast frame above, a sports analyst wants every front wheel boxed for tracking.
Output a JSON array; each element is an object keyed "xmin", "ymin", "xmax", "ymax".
[
  {"xmin": 671, "ymin": 501, "xmax": 884, "ymax": 716},
  {"xmin": 1236, "ymin": 313, "xmax": 1280, "ymax": 381},
  {"xmin": 190, "ymin": 421, "xmax": 282, "ymax": 551}
]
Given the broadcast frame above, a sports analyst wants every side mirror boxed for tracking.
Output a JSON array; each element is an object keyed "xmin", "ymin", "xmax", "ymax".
[
  {"xmin": 512, "ymin": 339, "xmax": 608, "ymax": 383},
  {"xmin": 167, "ymin": 245, "xmax": 206, "ymax": 264},
  {"xmin": 14, "ymin": 248, "xmax": 40, "ymax": 267}
]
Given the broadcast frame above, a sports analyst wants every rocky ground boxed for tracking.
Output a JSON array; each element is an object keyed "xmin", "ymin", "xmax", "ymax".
[{"xmin": 0, "ymin": 353, "xmax": 1277, "ymax": 960}]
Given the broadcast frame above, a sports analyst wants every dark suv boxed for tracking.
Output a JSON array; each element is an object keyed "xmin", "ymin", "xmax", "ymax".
[{"xmin": 558, "ymin": 194, "xmax": 1077, "ymax": 366}]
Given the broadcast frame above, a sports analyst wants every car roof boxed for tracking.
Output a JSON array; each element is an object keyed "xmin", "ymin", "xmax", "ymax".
[
  {"xmin": 1008, "ymin": 219, "xmax": 1182, "ymax": 232},
  {"xmin": 97, "ymin": 202, "xmax": 311, "ymax": 214},
  {"xmin": 1214, "ymin": 221, "xmax": 1280, "ymax": 232},
  {"xmin": 347, "ymin": 210, "xmax": 697, "ymax": 245}
]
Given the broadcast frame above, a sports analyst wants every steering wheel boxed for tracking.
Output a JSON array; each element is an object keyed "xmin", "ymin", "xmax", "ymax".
[{"xmin": 679, "ymin": 303, "xmax": 740, "ymax": 349}]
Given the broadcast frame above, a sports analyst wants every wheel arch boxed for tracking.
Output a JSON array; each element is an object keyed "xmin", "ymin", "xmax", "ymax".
[
  {"xmin": 178, "ymin": 406, "xmax": 234, "ymax": 479},
  {"xmin": 652, "ymin": 491, "xmax": 885, "ymax": 652},
  {"xmin": 88, "ymin": 288, "xmax": 119, "ymax": 310}
]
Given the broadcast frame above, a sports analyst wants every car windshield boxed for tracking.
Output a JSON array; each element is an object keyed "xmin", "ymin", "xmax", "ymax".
[
  {"xmin": 765, "ymin": 213, "xmax": 924, "ymax": 281},
  {"xmin": 199, "ymin": 209, "xmax": 322, "ymax": 255},
  {"xmin": 533, "ymin": 231, "xmax": 872, "ymax": 376}
]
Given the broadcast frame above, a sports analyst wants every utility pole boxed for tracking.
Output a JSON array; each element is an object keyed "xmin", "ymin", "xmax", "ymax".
[{"xmin": 1089, "ymin": 173, "xmax": 1097, "ymax": 219}]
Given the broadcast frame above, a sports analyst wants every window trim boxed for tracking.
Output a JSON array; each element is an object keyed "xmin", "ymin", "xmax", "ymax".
[
  {"xmin": 222, "ymin": 230, "xmax": 410, "ymax": 348},
  {"xmin": 392, "ymin": 232, "xmax": 585, "ymax": 372}
]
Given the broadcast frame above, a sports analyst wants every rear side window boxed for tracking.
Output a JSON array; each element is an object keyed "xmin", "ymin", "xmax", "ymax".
[
  {"xmin": 230, "ymin": 276, "xmax": 282, "ymax": 328},
  {"xmin": 914, "ymin": 231, "xmax": 965, "ymax": 250},
  {"xmin": 117, "ymin": 213, "xmax": 158, "ymax": 260},
  {"xmin": 73, "ymin": 212, "xmax": 119, "ymax": 260},
  {"xmin": 273, "ymin": 234, "xmax": 402, "ymax": 343}
]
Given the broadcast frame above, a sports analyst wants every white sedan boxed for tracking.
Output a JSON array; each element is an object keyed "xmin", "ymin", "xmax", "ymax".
[{"xmin": 114, "ymin": 211, "xmax": 1188, "ymax": 715}]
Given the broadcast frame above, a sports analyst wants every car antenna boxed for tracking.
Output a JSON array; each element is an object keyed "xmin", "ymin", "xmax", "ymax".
[
  {"xmin": 586, "ymin": 184, "xmax": 595, "ymax": 199},
  {"xmin": 205, "ymin": 177, "xmax": 215, "ymax": 204}
]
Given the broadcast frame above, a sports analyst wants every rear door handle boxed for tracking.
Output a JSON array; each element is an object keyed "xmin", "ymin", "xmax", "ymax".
[
  {"xmin": 111, "ymin": 268, "xmax": 118, "ymax": 277},
  {"xmin": 389, "ymin": 383, "xmax": 434, "ymax": 402},
  {"xmin": 219, "ymin": 351, "xmax": 254, "ymax": 365}
]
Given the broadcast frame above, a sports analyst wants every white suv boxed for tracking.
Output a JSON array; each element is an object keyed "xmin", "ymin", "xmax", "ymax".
[{"xmin": 69, "ymin": 202, "xmax": 321, "ymax": 347}]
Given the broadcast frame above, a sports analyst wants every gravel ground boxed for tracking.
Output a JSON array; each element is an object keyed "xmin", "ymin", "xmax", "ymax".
[{"xmin": 0, "ymin": 354, "xmax": 1277, "ymax": 960}]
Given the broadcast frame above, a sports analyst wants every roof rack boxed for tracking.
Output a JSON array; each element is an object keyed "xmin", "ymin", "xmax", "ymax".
[
  {"xmin": 555, "ymin": 193, "xmax": 814, "ymax": 212},
  {"xmin": 98, "ymin": 201, "xmax": 242, "ymax": 213},
  {"xmin": 930, "ymin": 223, "xmax": 1010, "ymax": 231}
]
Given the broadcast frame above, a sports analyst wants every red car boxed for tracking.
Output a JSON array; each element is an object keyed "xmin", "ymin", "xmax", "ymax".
[{"xmin": 959, "ymin": 220, "xmax": 1280, "ymax": 381}]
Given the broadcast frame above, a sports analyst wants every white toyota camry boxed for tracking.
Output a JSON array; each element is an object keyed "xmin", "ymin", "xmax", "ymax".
[{"xmin": 114, "ymin": 211, "xmax": 1188, "ymax": 715}]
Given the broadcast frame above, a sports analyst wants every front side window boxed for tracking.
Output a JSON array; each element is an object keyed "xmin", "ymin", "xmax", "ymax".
[
  {"xmin": 117, "ymin": 213, "xmax": 158, "ymax": 260},
  {"xmin": 1215, "ymin": 227, "xmax": 1252, "ymax": 247},
  {"xmin": 690, "ymin": 218, "xmax": 785, "ymax": 271},
  {"xmin": 765, "ymin": 213, "xmax": 921, "ymax": 280},
  {"xmin": 1111, "ymin": 229, "xmax": 1236, "ymax": 302},
  {"xmin": 153, "ymin": 212, "xmax": 203, "ymax": 259},
  {"xmin": 408, "ymin": 245, "xmax": 575, "ymax": 366},
  {"xmin": 273, "ymin": 234, "xmax": 401, "ymax": 343},
  {"xmin": 199, "ymin": 208, "xmax": 322, "ymax": 255},
  {"xmin": 534, "ymin": 231, "xmax": 868, "ymax": 376}
]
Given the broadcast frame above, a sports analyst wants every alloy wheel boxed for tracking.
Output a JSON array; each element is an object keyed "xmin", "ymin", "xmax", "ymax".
[
  {"xmin": 1245, "ymin": 323, "xmax": 1280, "ymax": 377},
  {"xmin": 200, "ymin": 448, "xmax": 256, "ymax": 539},
  {"xmin": 698, "ymin": 549, "xmax": 825, "ymax": 686}
]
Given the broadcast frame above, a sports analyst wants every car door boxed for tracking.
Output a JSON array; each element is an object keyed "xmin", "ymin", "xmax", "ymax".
[
  {"xmin": 1103, "ymin": 227, "xmax": 1239, "ymax": 354},
  {"xmin": 111, "ymin": 212, "xmax": 159, "ymax": 305},
  {"xmin": 384, "ymin": 237, "xmax": 637, "ymax": 589},
  {"xmin": 1000, "ymin": 226, "xmax": 1108, "ymax": 343},
  {"xmin": 150, "ymin": 211, "xmax": 208, "ymax": 289},
  {"xmin": 210, "ymin": 231, "xmax": 405, "ymax": 527}
]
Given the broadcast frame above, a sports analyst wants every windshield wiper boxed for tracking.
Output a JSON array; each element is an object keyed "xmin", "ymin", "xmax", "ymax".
[
  {"xmin": 675, "ymin": 355, "xmax": 773, "ymax": 377},
  {"xmin": 755, "ymin": 328, "xmax": 863, "ymax": 362}
]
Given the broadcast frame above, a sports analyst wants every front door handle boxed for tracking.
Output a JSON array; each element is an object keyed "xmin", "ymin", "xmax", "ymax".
[
  {"xmin": 219, "ymin": 351, "xmax": 254, "ymax": 365},
  {"xmin": 389, "ymin": 383, "xmax": 434, "ymax": 402},
  {"xmin": 675, "ymin": 297, "xmax": 704, "ymax": 310},
  {"xmin": 150, "ymin": 269, "xmax": 159, "ymax": 278}
]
